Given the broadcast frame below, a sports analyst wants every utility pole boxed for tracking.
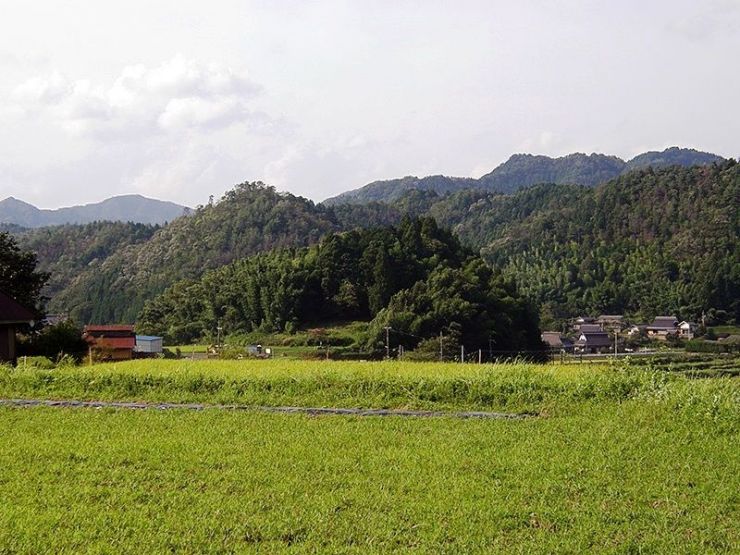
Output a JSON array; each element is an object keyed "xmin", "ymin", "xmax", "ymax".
[
  {"xmin": 384, "ymin": 326, "xmax": 391, "ymax": 359},
  {"xmin": 439, "ymin": 331, "xmax": 443, "ymax": 361},
  {"xmin": 614, "ymin": 329, "xmax": 618, "ymax": 358},
  {"xmin": 460, "ymin": 344, "xmax": 465, "ymax": 363},
  {"xmin": 478, "ymin": 349, "xmax": 482, "ymax": 364}
]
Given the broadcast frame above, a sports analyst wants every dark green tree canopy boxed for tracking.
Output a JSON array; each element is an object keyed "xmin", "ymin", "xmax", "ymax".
[
  {"xmin": 0, "ymin": 232, "xmax": 49, "ymax": 313},
  {"xmin": 138, "ymin": 217, "xmax": 543, "ymax": 355}
]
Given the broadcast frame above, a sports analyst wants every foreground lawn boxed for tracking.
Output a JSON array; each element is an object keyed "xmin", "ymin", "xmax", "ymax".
[
  {"xmin": 0, "ymin": 398, "xmax": 737, "ymax": 553},
  {"xmin": 0, "ymin": 359, "xmax": 737, "ymax": 552}
]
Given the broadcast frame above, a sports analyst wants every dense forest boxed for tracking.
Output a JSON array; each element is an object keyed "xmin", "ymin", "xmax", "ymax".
[
  {"xmin": 14, "ymin": 222, "xmax": 158, "ymax": 301},
  {"xmin": 138, "ymin": 217, "xmax": 543, "ymax": 355},
  {"xmin": 325, "ymin": 147, "xmax": 725, "ymax": 204},
  {"xmin": 37, "ymin": 183, "xmax": 398, "ymax": 323},
  {"xmin": 0, "ymin": 231, "xmax": 48, "ymax": 313},
  {"xmin": 10, "ymin": 159, "xmax": 739, "ymax": 329},
  {"xmin": 439, "ymin": 162, "xmax": 740, "ymax": 324}
]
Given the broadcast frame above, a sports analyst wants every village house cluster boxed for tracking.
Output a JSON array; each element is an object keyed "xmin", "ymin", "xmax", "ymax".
[{"xmin": 541, "ymin": 315, "xmax": 699, "ymax": 355}]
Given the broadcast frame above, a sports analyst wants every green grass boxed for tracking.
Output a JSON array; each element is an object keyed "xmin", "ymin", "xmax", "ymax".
[
  {"xmin": 0, "ymin": 358, "xmax": 701, "ymax": 414},
  {"xmin": 0, "ymin": 359, "xmax": 737, "ymax": 552},
  {"xmin": 710, "ymin": 325, "xmax": 740, "ymax": 335},
  {"xmin": 0, "ymin": 399, "xmax": 737, "ymax": 553}
]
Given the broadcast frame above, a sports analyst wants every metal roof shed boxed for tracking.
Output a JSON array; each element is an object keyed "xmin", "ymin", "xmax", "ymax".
[{"xmin": 135, "ymin": 335, "xmax": 163, "ymax": 354}]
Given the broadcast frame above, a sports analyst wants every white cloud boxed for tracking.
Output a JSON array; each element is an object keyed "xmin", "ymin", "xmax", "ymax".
[{"xmin": 9, "ymin": 55, "xmax": 261, "ymax": 139}]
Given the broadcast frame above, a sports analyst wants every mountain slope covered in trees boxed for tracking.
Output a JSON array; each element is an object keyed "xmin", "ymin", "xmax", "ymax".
[
  {"xmin": 325, "ymin": 147, "xmax": 725, "ymax": 205},
  {"xmin": 13, "ymin": 222, "xmax": 159, "ymax": 302},
  {"xmin": 16, "ymin": 159, "xmax": 738, "ymax": 328},
  {"xmin": 48, "ymin": 183, "xmax": 352, "ymax": 324},
  {"xmin": 138, "ymin": 217, "xmax": 543, "ymax": 355},
  {"xmin": 421, "ymin": 162, "xmax": 740, "ymax": 323}
]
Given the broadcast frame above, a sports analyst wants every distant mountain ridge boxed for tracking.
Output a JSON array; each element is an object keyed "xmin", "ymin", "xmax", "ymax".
[
  {"xmin": 0, "ymin": 194, "xmax": 189, "ymax": 227},
  {"xmin": 324, "ymin": 147, "xmax": 725, "ymax": 205}
]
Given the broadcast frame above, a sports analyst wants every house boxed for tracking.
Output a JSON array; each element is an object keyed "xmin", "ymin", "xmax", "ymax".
[
  {"xmin": 646, "ymin": 316, "xmax": 678, "ymax": 340},
  {"xmin": 0, "ymin": 290, "xmax": 35, "ymax": 363},
  {"xmin": 575, "ymin": 331, "xmax": 612, "ymax": 354},
  {"xmin": 597, "ymin": 315, "xmax": 625, "ymax": 329},
  {"xmin": 677, "ymin": 321, "xmax": 697, "ymax": 340},
  {"xmin": 573, "ymin": 317, "xmax": 596, "ymax": 332},
  {"xmin": 579, "ymin": 323, "xmax": 603, "ymax": 333},
  {"xmin": 541, "ymin": 332, "xmax": 574, "ymax": 353},
  {"xmin": 627, "ymin": 324, "xmax": 647, "ymax": 337},
  {"xmin": 83, "ymin": 325, "xmax": 136, "ymax": 360},
  {"xmin": 135, "ymin": 335, "xmax": 163, "ymax": 355}
]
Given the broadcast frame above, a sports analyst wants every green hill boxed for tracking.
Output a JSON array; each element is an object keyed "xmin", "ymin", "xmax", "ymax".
[
  {"xmin": 427, "ymin": 162, "xmax": 740, "ymax": 323},
  {"xmin": 324, "ymin": 147, "xmax": 724, "ymax": 205},
  {"xmin": 48, "ymin": 183, "xmax": 345, "ymax": 323},
  {"xmin": 138, "ymin": 217, "xmax": 543, "ymax": 356}
]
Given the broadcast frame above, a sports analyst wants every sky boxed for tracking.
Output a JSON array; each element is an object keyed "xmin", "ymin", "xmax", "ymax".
[{"xmin": 0, "ymin": 0, "xmax": 738, "ymax": 209}]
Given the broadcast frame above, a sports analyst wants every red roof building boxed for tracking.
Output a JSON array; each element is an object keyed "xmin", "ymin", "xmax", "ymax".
[
  {"xmin": 0, "ymin": 290, "xmax": 35, "ymax": 362},
  {"xmin": 83, "ymin": 325, "xmax": 136, "ymax": 361}
]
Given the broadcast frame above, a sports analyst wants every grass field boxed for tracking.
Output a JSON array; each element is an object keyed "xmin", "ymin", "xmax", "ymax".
[{"xmin": 0, "ymin": 358, "xmax": 737, "ymax": 552}]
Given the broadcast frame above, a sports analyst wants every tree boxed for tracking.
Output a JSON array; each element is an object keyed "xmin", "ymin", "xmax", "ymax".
[{"xmin": 0, "ymin": 232, "xmax": 48, "ymax": 313}]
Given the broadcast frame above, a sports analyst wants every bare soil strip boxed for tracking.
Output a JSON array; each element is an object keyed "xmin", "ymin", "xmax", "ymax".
[{"xmin": 0, "ymin": 398, "xmax": 528, "ymax": 419}]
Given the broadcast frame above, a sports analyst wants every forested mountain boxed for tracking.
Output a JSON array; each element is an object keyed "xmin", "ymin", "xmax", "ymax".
[
  {"xmin": 138, "ymin": 217, "xmax": 543, "ymax": 355},
  {"xmin": 15, "ymin": 158, "xmax": 738, "ymax": 329},
  {"xmin": 418, "ymin": 162, "xmax": 740, "ymax": 324},
  {"xmin": 13, "ymin": 222, "xmax": 158, "ymax": 302},
  {"xmin": 324, "ymin": 147, "xmax": 725, "ymax": 205},
  {"xmin": 626, "ymin": 147, "xmax": 725, "ymax": 171},
  {"xmin": 323, "ymin": 175, "xmax": 476, "ymax": 205},
  {"xmin": 0, "ymin": 194, "xmax": 189, "ymax": 227},
  {"xmin": 479, "ymin": 153, "xmax": 625, "ymax": 193},
  {"xmin": 48, "ymin": 183, "xmax": 354, "ymax": 324}
]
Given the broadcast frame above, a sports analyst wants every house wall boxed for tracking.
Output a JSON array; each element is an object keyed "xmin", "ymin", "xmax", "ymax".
[
  {"xmin": 0, "ymin": 325, "xmax": 15, "ymax": 362},
  {"xmin": 136, "ymin": 339, "xmax": 163, "ymax": 353}
]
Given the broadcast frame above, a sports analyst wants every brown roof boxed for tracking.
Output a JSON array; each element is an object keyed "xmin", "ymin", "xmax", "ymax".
[
  {"xmin": 84, "ymin": 325, "xmax": 135, "ymax": 332},
  {"xmin": 541, "ymin": 332, "xmax": 564, "ymax": 348},
  {"xmin": 0, "ymin": 290, "xmax": 35, "ymax": 324}
]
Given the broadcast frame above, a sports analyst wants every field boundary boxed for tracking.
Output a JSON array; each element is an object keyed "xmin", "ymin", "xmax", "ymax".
[{"xmin": 0, "ymin": 398, "xmax": 530, "ymax": 420}]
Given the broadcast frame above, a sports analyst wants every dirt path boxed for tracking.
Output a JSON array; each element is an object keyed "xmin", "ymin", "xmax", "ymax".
[{"xmin": 0, "ymin": 398, "xmax": 529, "ymax": 420}]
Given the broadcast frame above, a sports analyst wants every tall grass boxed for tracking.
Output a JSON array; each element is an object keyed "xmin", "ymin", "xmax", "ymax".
[{"xmin": 1, "ymin": 359, "xmax": 737, "ymax": 420}]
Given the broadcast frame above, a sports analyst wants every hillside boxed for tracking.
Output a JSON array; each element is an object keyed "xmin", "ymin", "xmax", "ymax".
[
  {"xmin": 138, "ymin": 217, "xmax": 543, "ymax": 356},
  {"xmin": 479, "ymin": 152, "xmax": 625, "ymax": 193},
  {"xmin": 19, "ymin": 159, "xmax": 738, "ymax": 328},
  {"xmin": 13, "ymin": 222, "xmax": 159, "ymax": 302},
  {"xmin": 323, "ymin": 175, "xmax": 476, "ymax": 206},
  {"xmin": 626, "ymin": 146, "xmax": 725, "ymax": 171},
  {"xmin": 0, "ymin": 194, "xmax": 189, "ymax": 227},
  {"xmin": 48, "ymin": 183, "xmax": 347, "ymax": 323},
  {"xmin": 426, "ymin": 162, "xmax": 740, "ymax": 323},
  {"xmin": 324, "ymin": 147, "xmax": 725, "ymax": 205}
]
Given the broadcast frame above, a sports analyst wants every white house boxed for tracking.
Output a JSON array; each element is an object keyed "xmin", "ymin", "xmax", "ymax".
[{"xmin": 677, "ymin": 321, "xmax": 697, "ymax": 340}]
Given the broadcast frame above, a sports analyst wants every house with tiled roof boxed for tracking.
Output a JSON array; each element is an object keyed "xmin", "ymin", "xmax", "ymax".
[
  {"xmin": 575, "ymin": 331, "xmax": 612, "ymax": 354},
  {"xmin": 83, "ymin": 324, "xmax": 136, "ymax": 361},
  {"xmin": 646, "ymin": 316, "xmax": 678, "ymax": 340},
  {"xmin": 541, "ymin": 332, "xmax": 574, "ymax": 353}
]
